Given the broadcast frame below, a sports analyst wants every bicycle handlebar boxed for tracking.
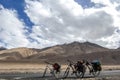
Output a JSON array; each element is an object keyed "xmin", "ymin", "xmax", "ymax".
[
  {"xmin": 44, "ymin": 61, "xmax": 53, "ymax": 65},
  {"xmin": 67, "ymin": 59, "xmax": 74, "ymax": 64}
]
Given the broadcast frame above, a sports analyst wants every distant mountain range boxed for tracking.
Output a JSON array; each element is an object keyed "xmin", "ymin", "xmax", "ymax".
[
  {"xmin": 0, "ymin": 42, "xmax": 120, "ymax": 65},
  {"xmin": 0, "ymin": 47, "xmax": 7, "ymax": 51}
]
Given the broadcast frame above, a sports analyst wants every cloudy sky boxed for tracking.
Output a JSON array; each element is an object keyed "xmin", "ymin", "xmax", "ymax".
[{"xmin": 0, "ymin": 0, "xmax": 120, "ymax": 49}]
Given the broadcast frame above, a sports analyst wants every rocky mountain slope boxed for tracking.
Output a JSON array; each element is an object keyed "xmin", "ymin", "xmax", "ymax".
[
  {"xmin": 0, "ymin": 47, "xmax": 40, "ymax": 60},
  {"xmin": 28, "ymin": 42, "xmax": 108, "ymax": 61},
  {"xmin": 0, "ymin": 42, "xmax": 119, "ymax": 64},
  {"xmin": 0, "ymin": 47, "xmax": 7, "ymax": 51}
]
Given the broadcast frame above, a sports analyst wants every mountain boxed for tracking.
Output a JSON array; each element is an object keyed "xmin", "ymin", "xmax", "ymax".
[
  {"xmin": 117, "ymin": 47, "xmax": 120, "ymax": 50},
  {"xmin": 0, "ymin": 41, "xmax": 119, "ymax": 64},
  {"xmin": 29, "ymin": 41, "xmax": 108, "ymax": 60},
  {"xmin": 0, "ymin": 47, "xmax": 39, "ymax": 61},
  {"xmin": 0, "ymin": 47, "xmax": 7, "ymax": 51}
]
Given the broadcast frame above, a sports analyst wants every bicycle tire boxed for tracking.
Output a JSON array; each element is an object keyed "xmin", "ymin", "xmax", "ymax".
[
  {"xmin": 75, "ymin": 66, "xmax": 86, "ymax": 78},
  {"xmin": 91, "ymin": 66, "xmax": 101, "ymax": 77},
  {"xmin": 42, "ymin": 68, "xmax": 47, "ymax": 77},
  {"xmin": 52, "ymin": 70, "xmax": 61, "ymax": 79},
  {"xmin": 91, "ymin": 69, "xmax": 100, "ymax": 77},
  {"xmin": 75, "ymin": 71, "xmax": 84, "ymax": 78},
  {"xmin": 63, "ymin": 67, "xmax": 70, "ymax": 78}
]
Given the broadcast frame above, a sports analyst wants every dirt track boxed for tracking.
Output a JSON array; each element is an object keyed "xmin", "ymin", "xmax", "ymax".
[
  {"xmin": 0, "ymin": 63, "xmax": 120, "ymax": 80},
  {"xmin": 0, "ymin": 70, "xmax": 120, "ymax": 80}
]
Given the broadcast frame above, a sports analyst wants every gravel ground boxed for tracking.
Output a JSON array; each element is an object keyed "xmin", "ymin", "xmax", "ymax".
[
  {"xmin": 86, "ymin": 76, "xmax": 120, "ymax": 80},
  {"xmin": 0, "ymin": 76, "xmax": 120, "ymax": 80}
]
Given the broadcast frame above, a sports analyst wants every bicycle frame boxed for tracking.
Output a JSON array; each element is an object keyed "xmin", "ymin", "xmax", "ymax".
[
  {"xmin": 42, "ymin": 65, "xmax": 54, "ymax": 77},
  {"xmin": 63, "ymin": 60, "xmax": 85, "ymax": 78},
  {"xmin": 42, "ymin": 61, "xmax": 61, "ymax": 79},
  {"xmin": 68, "ymin": 60, "xmax": 76, "ymax": 73},
  {"xmin": 86, "ymin": 62, "xmax": 101, "ymax": 77},
  {"xmin": 63, "ymin": 60, "xmax": 75, "ymax": 78}
]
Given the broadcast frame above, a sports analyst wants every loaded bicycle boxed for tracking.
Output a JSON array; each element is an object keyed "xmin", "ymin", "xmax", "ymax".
[
  {"xmin": 42, "ymin": 61, "xmax": 61, "ymax": 79},
  {"xmin": 63, "ymin": 60, "xmax": 86, "ymax": 78},
  {"xmin": 85, "ymin": 60, "xmax": 102, "ymax": 77}
]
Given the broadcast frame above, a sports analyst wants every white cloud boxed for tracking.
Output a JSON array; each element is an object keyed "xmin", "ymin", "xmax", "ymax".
[
  {"xmin": 0, "ymin": 5, "xmax": 29, "ymax": 48},
  {"xmin": 0, "ymin": 0, "xmax": 120, "ymax": 49},
  {"xmin": 28, "ymin": 26, "xmax": 58, "ymax": 47},
  {"xmin": 98, "ymin": 32, "xmax": 120, "ymax": 49},
  {"xmin": 91, "ymin": 0, "xmax": 112, "ymax": 6},
  {"xmin": 24, "ymin": 0, "xmax": 120, "ymax": 48}
]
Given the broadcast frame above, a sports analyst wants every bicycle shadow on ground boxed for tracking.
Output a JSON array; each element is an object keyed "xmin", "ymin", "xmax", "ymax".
[{"xmin": 12, "ymin": 75, "xmax": 97, "ymax": 80}]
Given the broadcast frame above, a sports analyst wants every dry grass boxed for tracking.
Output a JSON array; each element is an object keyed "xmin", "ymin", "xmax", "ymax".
[
  {"xmin": 0, "ymin": 62, "xmax": 46, "ymax": 73},
  {"xmin": 102, "ymin": 65, "xmax": 120, "ymax": 70},
  {"xmin": 81, "ymin": 77, "xmax": 120, "ymax": 80},
  {"xmin": 0, "ymin": 62, "xmax": 120, "ymax": 73}
]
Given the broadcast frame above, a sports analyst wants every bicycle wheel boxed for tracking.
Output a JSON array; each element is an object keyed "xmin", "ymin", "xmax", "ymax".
[
  {"xmin": 75, "ymin": 71, "xmax": 84, "ymax": 78},
  {"xmin": 91, "ymin": 66, "xmax": 101, "ymax": 77},
  {"xmin": 42, "ymin": 68, "xmax": 48, "ymax": 77},
  {"xmin": 52, "ymin": 70, "xmax": 61, "ymax": 79},
  {"xmin": 92, "ymin": 69, "xmax": 100, "ymax": 77},
  {"xmin": 75, "ymin": 66, "xmax": 86, "ymax": 78},
  {"xmin": 63, "ymin": 67, "xmax": 70, "ymax": 78}
]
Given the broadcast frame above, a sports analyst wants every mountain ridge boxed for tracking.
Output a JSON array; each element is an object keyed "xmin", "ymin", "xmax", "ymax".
[
  {"xmin": 0, "ymin": 41, "xmax": 119, "ymax": 64},
  {"xmin": 0, "ymin": 47, "xmax": 7, "ymax": 51}
]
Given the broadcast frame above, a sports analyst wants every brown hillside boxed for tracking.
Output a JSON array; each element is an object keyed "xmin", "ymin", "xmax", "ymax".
[
  {"xmin": 44, "ymin": 50, "xmax": 120, "ymax": 65},
  {"xmin": 0, "ymin": 47, "xmax": 7, "ymax": 51},
  {"xmin": 29, "ymin": 41, "xmax": 109, "ymax": 59},
  {"xmin": 0, "ymin": 47, "xmax": 39, "ymax": 61},
  {"xmin": 0, "ymin": 41, "xmax": 119, "ymax": 65}
]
